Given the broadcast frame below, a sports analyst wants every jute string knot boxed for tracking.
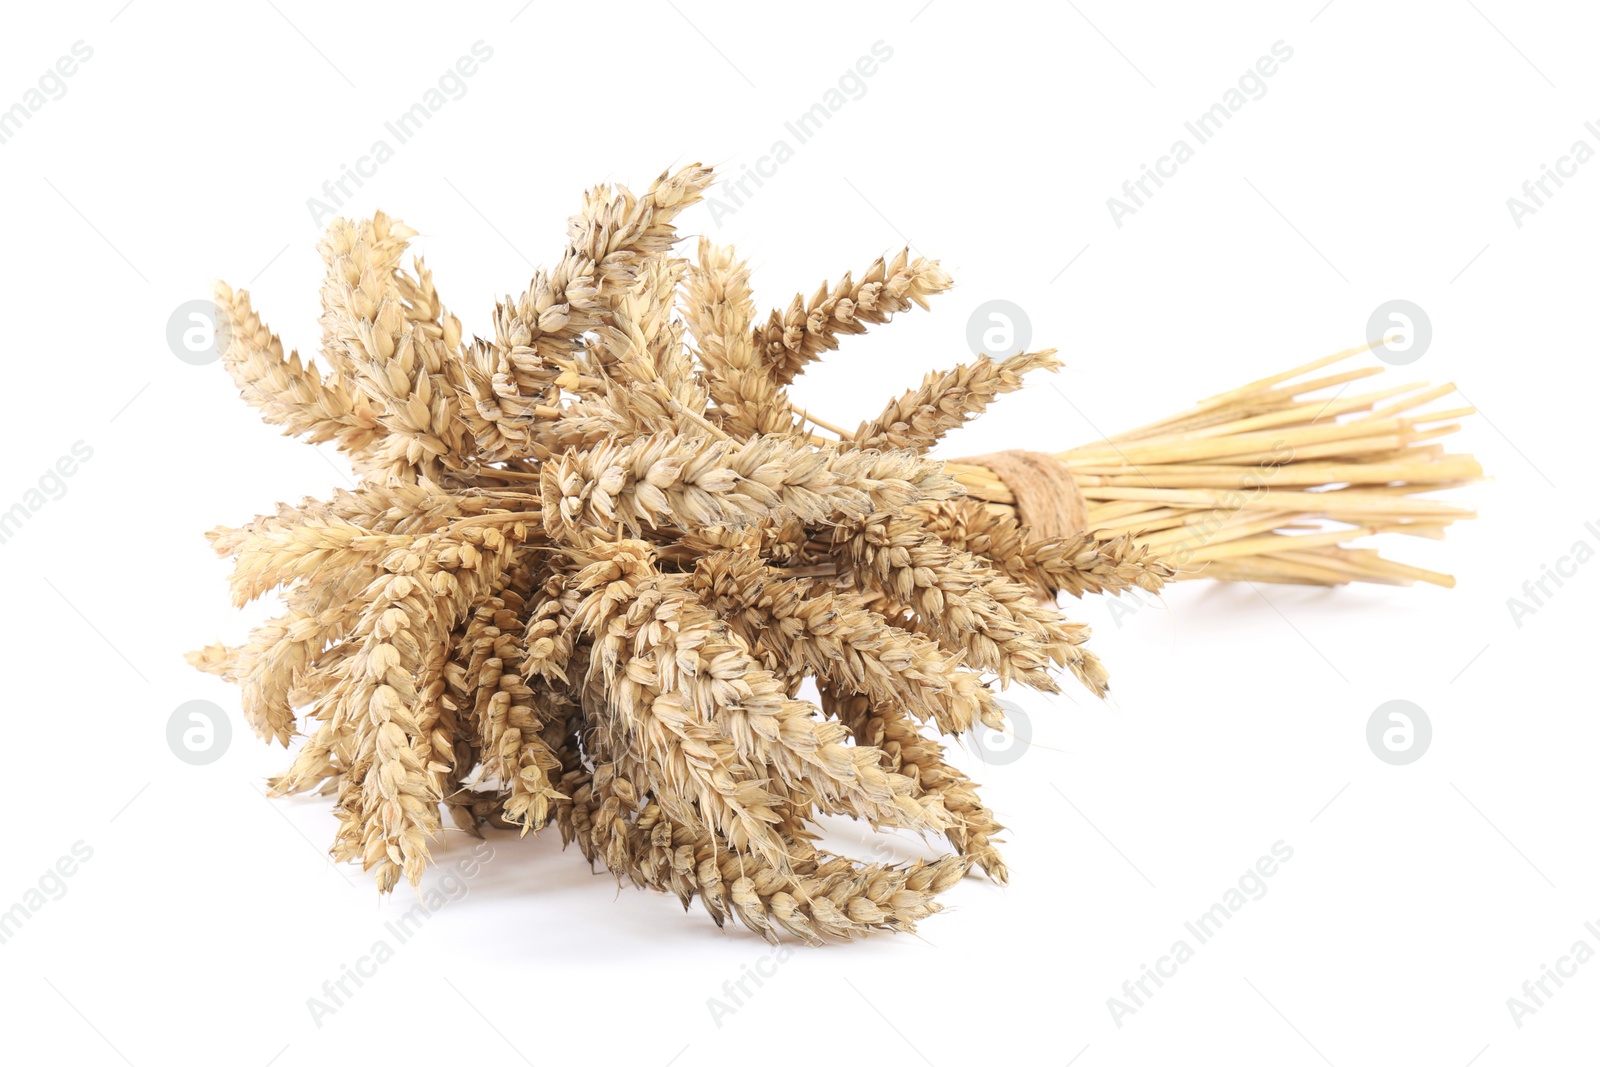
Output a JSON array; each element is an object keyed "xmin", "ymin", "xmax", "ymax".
[{"xmin": 953, "ymin": 450, "xmax": 1087, "ymax": 541}]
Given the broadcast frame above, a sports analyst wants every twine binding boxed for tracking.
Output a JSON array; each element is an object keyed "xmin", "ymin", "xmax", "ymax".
[{"xmin": 951, "ymin": 450, "xmax": 1087, "ymax": 542}]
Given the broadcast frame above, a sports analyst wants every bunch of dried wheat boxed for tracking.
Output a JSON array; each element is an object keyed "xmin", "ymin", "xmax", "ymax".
[{"xmin": 192, "ymin": 164, "xmax": 1473, "ymax": 941}]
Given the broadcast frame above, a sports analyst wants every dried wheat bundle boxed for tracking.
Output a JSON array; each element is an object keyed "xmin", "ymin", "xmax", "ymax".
[{"xmin": 191, "ymin": 164, "xmax": 1472, "ymax": 941}]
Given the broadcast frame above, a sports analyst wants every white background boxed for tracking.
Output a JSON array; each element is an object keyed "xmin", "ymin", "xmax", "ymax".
[{"xmin": 0, "ymin": 2, "xmax": 1594, "ymax": 1064}]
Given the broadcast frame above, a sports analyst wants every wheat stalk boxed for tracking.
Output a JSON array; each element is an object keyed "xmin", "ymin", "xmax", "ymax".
[{"xmin": 943, "ymin": 344, "xmax": 1479, "ymax": 587}]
